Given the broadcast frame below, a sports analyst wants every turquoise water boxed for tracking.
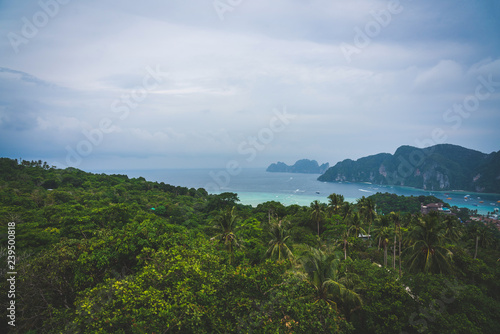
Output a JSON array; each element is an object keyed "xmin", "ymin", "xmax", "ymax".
[{"xmin": 102, "ymin": 168, "xmax": 500, "ymax": 214}]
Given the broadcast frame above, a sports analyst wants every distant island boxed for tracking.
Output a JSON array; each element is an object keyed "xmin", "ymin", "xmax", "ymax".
[
  {"xmin": 318, "ymin": 144, "xmax": 500, "ymax": 194},
  {"xmin": 266, "ymin": 159, "xmax": 329, "ymax": 174}
]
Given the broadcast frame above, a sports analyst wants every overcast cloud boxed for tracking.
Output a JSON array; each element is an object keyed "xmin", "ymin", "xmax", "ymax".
[{"xmin": 0, "ymin": 0, "xmax": 499, "ymax": 170}]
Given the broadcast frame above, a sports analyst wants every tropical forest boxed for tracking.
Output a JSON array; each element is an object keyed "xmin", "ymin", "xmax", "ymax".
[{"xmin": 1, "ymin": 157, "xmax": 499, "ymax": 333}]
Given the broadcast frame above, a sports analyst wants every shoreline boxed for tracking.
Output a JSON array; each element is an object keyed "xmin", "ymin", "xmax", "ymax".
[
  {"xmin": 317, "ymin": 179, "xmax": 500, "ymax": 197},
  {"xmin": 97, "ymin": 168, "xmax": 499, "ymax": 214}
]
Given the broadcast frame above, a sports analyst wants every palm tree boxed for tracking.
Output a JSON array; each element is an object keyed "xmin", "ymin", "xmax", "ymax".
[
  {"xmin": 300, "ymin": 248, "xmax": 362, "ymax": 317},
  {"xmin": 310, "ymin": 200, "xmax": 324, "ymax": 237},
  {"xmin": 358, "ymin": 196, "xmax": 376, "ymax": 244},
  {"xmin": 340, "ymin": 220, "xmax": 355, "ymax": 260},
  {"xmin": 443, "ymin": 215, "xmax": 462, "ymax": 242},
  {"xmin": 347, "ymin": 212, "xmax": 365, "ymax": 238},
  {"xmin": 389, "ymin": 212, "xmax": 401, "ymax": 270},
  {"xmin": 267, "ymin": 219, "xmax": 294, "ymax": 261},
  {"xmin": 395, "ymin": 213, "xmax": 409, "ymax": 277},
  {"xmin": 372, "ymin": 225, "xmax": 393, "ymax": 267},
  {"xmin": 468, "ymin": 222, "xmax": 495, "ymax": 259},
  {"xmin": 339, "ymin": 201, "xmax": 352, "ymax": 221},
  {"xmin": 405, "ymin": 212, "xmax": 453, "ymax": 274},
  {"xmin": 211, "ymin": 206, "xmax": 240, "ymax": 264},
  {"xmin": 328, "ymin": 193, "xmax": 345, "ymax": 217},
  {"xmin": 374, "ymin": 215, "xmax": 391, "ymax": 251}
]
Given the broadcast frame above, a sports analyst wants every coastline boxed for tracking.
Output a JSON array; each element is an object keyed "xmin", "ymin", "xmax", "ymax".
[
  {"xmin": 98, "ymin": 168, "xmax": 499, "ymax": 214},
  {"xmin": 318, "ymin": 179, "xmax": 500, "ymax": 197}
]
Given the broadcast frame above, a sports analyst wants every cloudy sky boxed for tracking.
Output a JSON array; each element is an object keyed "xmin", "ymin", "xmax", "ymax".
[{"xmin": 0, "ymin": 0, "xmax": 499, "ymax": 171}]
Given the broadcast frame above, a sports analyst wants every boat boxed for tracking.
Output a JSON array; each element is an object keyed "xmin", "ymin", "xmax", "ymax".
[
  {"xmin": 479, "ymin": 201, "xmax": 484, "ymax": 203},
  {"xmin": 446, "ymin": 197, "xmax": 452, "ymax": 200}
]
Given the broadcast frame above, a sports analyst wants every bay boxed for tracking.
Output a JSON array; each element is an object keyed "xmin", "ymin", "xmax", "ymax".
[{"xmin": 100, "ymin": 168, "xmax": 500, "ymax": 215}]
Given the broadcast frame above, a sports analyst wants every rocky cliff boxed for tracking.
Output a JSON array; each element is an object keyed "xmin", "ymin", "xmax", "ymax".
[{"xmin": 318, "ymin": 144, "xmax": 500, "ymax": 193}]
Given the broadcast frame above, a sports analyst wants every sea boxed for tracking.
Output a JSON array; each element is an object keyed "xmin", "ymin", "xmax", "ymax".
[{"xmin": 100, "ymin": 168, "xmax": 500, "ymax": 215}]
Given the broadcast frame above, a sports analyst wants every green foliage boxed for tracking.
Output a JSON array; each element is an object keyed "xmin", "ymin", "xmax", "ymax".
[
  {"xmin": 405, "ymin": 212, "xmax": 453, "ymax": 274},
  {"xmin": 1, "ymin": 157, "xmax": 499, "ymax": 334},
  {"xmin": 369, "ymin": 192, "xmax": 446, "ymax": 215},
  {"xmin": 300, "ymin": 248, "xmax": 362, "ymax": 316},
  {"xmin": 266, "ymin": 219, "xmax": 294, "ymax": 260}
]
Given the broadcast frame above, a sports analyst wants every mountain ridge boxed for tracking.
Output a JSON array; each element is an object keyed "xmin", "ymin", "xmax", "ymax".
[{"xmin": 318, "ymin": 144, "xmax": 500, "ymax": 193}]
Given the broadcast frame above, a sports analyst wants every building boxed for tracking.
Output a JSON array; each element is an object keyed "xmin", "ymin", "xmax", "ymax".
[{"xmin": 420, "ymin": 202, "xmax": 449, "ymax": 215}]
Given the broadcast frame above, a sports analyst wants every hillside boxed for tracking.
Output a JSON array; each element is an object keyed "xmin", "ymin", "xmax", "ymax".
[
  {"xmin": 318, "ymin": 144, "xmax": 500, "ymax": 193},
  {"xmin": 267, "ymin": 159, "xmax": 329, "ymax": 174},
  {"xmin": 1, "ymin": 157, "xmax": 499, "ymax": 333}
]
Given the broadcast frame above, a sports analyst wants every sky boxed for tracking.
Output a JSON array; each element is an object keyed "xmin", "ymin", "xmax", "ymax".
[{"xmin": 0, "ymin": 0, "xmax": 499, "ymax": 171}]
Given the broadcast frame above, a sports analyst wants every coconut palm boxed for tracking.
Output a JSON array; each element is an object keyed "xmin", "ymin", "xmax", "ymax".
[
  {"xmin": 339, "ymin": 201, "xmax": 352, "ymax": 221},
  {"xmin": 389, "ymin": 212, "xmax": 401, "ymax": 270},
  {"xmin": 374, "ymin": 215, "xmax": 392, "ymax": 251},
  {"xmin": 328, "ymin": 193, "xmax": 345, "ymax": 217},
  {"xmin": 395, "ymin": 212, "xmax": 410, "ymax": 276},
  {"xmin": 267, "ymin": 219, "xmax": 294, "ymax": 261},
  {"xmin": 405, "ymin": 212, "xmax": 453, "ymax": 274},
  {"xmin": 310, "ymin": 200, "xmax": 324, "ymax": 237},
  {"xmin": 443, "ymin": 215, "xmax": 463, "ymax": 242},
  {"xmin": 211, "ymin": 206, "xmax": 241, "ymax": 264},
  {"xmin": 347, "ymin": 212, "xmax": 366, "ymax": 238},
  {"xmin": 358, "ymin": 196, "xmax": 376, "ymax": 243},
  {"xmin": 300, "ymin": 248, "xmax": 362, "ymax": 316},
  {"xmin": 340, "ymin": 220, "xmax": 355, "ymax": 260},
  {"xmin": 468, "ymin": 222, "xmax": 495, "ymax": 259},
  {"xmin": 372, "ymin": 225, "xmax": 393, "ymax": 267}
]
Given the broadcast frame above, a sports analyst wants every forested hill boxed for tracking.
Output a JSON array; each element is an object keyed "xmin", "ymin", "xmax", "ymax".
[
  {"xmin": 1, "ymin": 157, "xmax": 499, "ymax": 333},
  {"xmin": 267, "ymin": 159, "xmax": 329, "ymax": 173},
  {"xmin": 318, "ymin": 144, "xmax": 500, "ymax": 193}
]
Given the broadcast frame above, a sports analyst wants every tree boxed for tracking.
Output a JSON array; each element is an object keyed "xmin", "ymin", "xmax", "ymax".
[
  {"xmin": 468, "ymin": 221, "xmax": 495, "ymax": 260},
  {"xmin": 389, "ymin": 212, "xmax": 401, "ymax": 270},
  {"xmin": 340, "ymin": 221, "xmax": 354, "ymax": 261},
  {"xmin": 310, "ymin": 200, "xmax": 324, "ymax": 237},
  {"xmin": 206, "ymin": 192, "xmax": 239, "ymax": 212},
  {"xmin": 405, "ymin": 212, "xmax": 453, "ymax": 274},
  {"xmin": 211, "ymin": 206, "xmax": 241, "ymax": 264},
  {"xmin": 372, "ymin": 225, "xmax": 393, "ymax": 267},
  {"xmin": 300, "ymin": 248, "xmax": 362, "ymax": 318},
  {"xmin": 347, "ymin": 212, "xmax": 365, "ymax": 239},
  {"xmin": 443, "ymin": 214, "xmax": 463, "ymax": 242},
  {"xmin": 358, "ymin": 196, "xmax": 376, "ymax": 244},
  {"xmin": 339, "ymin": 201, "xmax": 352, "ymax": 221},
  {"xmin": 327, "ymin": 193, "xmax": 344, "ymax": 217},
  {"xmin": 266, "ymin": 219, "xmax": 293, "ymax": 261}
]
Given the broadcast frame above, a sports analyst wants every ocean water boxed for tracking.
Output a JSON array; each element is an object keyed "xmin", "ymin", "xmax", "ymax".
[{"xmin": 102, "ymin": 168, "xmax": 500, "ymax": 214}]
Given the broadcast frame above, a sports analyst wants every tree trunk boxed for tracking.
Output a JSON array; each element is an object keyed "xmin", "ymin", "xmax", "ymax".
[
  {"xmin": 474, "ymin": 235, "xmax": 479, "ymax": 259},
  {"xmin": 393, "ymin": 234, "xmax": 396, "ymax": 269},
  {"xmin": 383, "ymin": 244, "xmax": 387, "ymax": 267},
  {"xmin": 398, "ymin": 238, "xmax": 402, "ymax": 277},
  {"xmin": 344, "ymin": 238, "xmax": 347, "ymax": 260},
  {"xmin": 368, "ymin": 224, "xmax": 371, "ymax": 247}
]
